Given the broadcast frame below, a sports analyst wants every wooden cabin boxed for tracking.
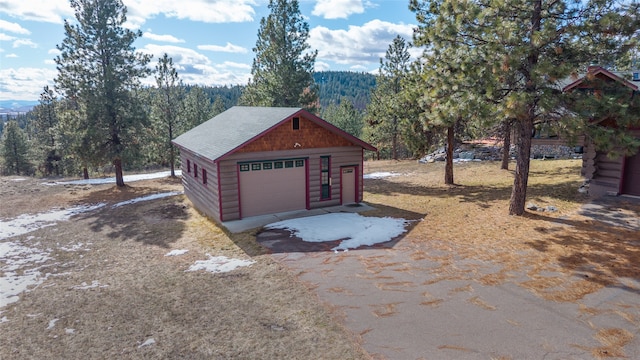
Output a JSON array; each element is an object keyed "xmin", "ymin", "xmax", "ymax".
[{"xmin": 563, "ymin": 66, "xmax": 640, "ymax": 197}]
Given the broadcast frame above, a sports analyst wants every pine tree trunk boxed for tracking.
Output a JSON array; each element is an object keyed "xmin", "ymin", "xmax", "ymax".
[
  {"xmin": 114, "ymin": 158, "xmax": 125, "ymax": 187},
  {"xmin": 445, "ymin": 125, "xmax": 454, "ymax": 185},
  {"xmin": 392, "ymin": 125, "xmax": 398, "ymax": 160},
  {"xmin": 83, "ymin": 166, "xmax": 89, "ymax": 179},
  {"xmin": 501, "ymin": 120, "xmax": 511, "ymax": 170},
  {"xmin": 509, "ymin": 118, "xmax": 533, "ymax": 215}
]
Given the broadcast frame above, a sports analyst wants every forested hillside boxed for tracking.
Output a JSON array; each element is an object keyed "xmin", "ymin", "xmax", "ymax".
[{"xmin": 314, "ymin": 71, "xmax": 376, "ymax": 111}]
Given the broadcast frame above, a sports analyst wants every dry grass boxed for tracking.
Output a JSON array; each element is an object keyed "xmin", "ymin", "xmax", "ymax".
[
  {"xmin": 363, "ymin": 159, "xmax": 640, "ymax": 303},
  {"xmin": 0, "ymin": 176, "xmax": 368, "ymax": 360}
]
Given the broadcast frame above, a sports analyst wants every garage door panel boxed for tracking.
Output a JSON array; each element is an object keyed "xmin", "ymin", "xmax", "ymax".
[{"xmin": 239, "ymin": 161, "xmax": 306, "ymax": 218}]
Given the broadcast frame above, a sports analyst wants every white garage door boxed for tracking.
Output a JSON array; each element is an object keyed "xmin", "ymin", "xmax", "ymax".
[{"xmin": 239, "ymin": 159, "xmax": 307, "ymax": 218}]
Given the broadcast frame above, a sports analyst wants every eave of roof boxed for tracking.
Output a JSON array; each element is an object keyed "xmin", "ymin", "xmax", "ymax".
[{"xmin": 563, "ymin": 66, "xmax": 639, "ymax": 92}]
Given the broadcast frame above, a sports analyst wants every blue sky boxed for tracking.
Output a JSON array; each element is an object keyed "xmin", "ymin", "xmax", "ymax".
[{"xmin": 0, "ymin": 0, "xmax": 420, "ymax": 101}]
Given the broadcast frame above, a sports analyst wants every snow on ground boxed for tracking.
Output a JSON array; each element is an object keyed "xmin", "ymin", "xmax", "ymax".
[
  {"xmin": 165, "ymin": 249, "xmax": 189, "ymax": 257},
  {"xmin": 0, "ymin": 191, "xmax": 183, "ymax": 310},
  {"xmin": 187, "ymin": 255, "xmax": 255, "ymax": 274},
  {"xmin": 363, "ymin": 172, "xmax": 401, "ymax": 180},
  {"xmin": 266, "ymin": 213, "xmax": 409, "ymax": 251},
  {"xmin": 0, "ymin": 204, "xmax": 106, "ymax": 240},
  {"xmin": 0, "ymin": 239, "xmax": 52, "ymax": 308},
  {"xmin": 45, "ymin": 170, "xmax": 182, "ymax": 185},
  {"xmin": 112, "ymin": 191, "xmax": 182, "ymax": 208}
]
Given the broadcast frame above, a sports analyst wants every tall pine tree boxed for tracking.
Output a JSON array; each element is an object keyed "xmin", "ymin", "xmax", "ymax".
[
  {"xmin": 366, "ymin": 36, "xmax": 412, "ymax": 160},
  {"xmin": 33, "ymin": 86, "xmax": 62, "ymax": 176},
  {"xmin": 240, "ymin": 0, "xmax": 318, "ymax": 110},
  {"xmin": 410, "ymin": 0, "xmax": 639, "ymax": 215},
  {"xmin": 55, "ymin": 0, "xmax": 151, "ymax": 187},
  {"xmin": 1, "ymin": 120, "xmax": 33, "ymax": 176},
  {"xmin": 152, "ymin": 53, "xmax": 185, "ymax": 177}
]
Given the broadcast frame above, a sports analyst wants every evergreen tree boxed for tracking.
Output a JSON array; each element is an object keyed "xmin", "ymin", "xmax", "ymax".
[
  {"xmin": 32, "ymin": 86, "xmax": 62, "ymax": 176},
  {"xmin": 366, "ymin": 36, "xmax": 412, "ymax": 160},
  {"xmin": 152, "ymin": 53, "xmax": 185, "ymax": 177},
  {"xmin": 240, "ymin": 0, "xmax": 318, "ymax": 110},
  {"xmin": 183, "ymin": 86, "xmax": 216, "ymax": 129},
  {"xmin": 321, "ymin": 98, "xmax": 364, "ymax": 137},
  {"xmin": 410, "ymin": 0, "xmax": 639, "ymax": 215},
  {"xmin": 1, "ymin": 120, "xmax": 33, "ymax": 175},
  {"xmin": 55, "ymin": 0, "xmax": 151, "ymax": 187}
]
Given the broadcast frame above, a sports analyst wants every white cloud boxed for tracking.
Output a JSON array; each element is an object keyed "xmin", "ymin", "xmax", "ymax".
[
  {"xmin": 197, "ymin": 42, "xmax": 248, "ymax": 54},
  {"xmin": 0, "ymin": 0, "xmax": 72, "ymax": 24},
  {"xmin": 48, "ymin": 48, "xmax": 61, "ymax": 55},
  {"xmin": 315, "ymin": 61, "xmax": 330, "ymax": 71},
  {"xmin": 0, "ymin": 67, "xmax": 57, "ymax": 101},
  {"xmin": 219, "ymin": 61, "xmax": 251, "ymax": 70},
  {"xmin": 12, "ymin": 39, "xmax": 37, "ymax": 48},
  {"xmin": 312, "ymin": 0, "xmax": 364, "ymax": 20},
  {"xmin": 44, "ymin": 59, "xmax": 56, "ymax": 65},
  {"xmin": 309, "ymin": 20, "xmax": 416, "ymax": 67},
  {"xmin": 0, "ymin": 19, "xmax": 31, "ymax": 34},
  {"xmin": 0, "ymin": 0, "xmax": 256, "ymax": 26},
  {"xmin": 6, "ymin": 53, "xmax": 18, "ymax": 58},
  {"xmin": 142, "ymin": 44, "xmax": 211, "ymax": 69},
  {"xmin": 140, "ymin": 44, "xmax": 250, "ymax": 86},
  {"xmin": 142, "ymin": 32, "xmax": 185, "ymax": 43},
  {"xmin": 124, "ymin": 0, "xmax": 257, "ymax": 28},
  {"xmin": 0, "ymin": 33, "xmax": 16, "ymax": 41}
]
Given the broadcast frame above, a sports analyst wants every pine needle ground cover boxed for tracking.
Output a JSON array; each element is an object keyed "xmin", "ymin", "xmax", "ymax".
[{"xmin": 362, "ymin": 159, "xmax": 640, "ymax": 302}]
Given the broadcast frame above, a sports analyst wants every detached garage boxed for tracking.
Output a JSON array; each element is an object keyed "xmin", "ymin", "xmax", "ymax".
[{"xmin": 172, "ymin": 106, "xmax": 376, "ymax": 223}]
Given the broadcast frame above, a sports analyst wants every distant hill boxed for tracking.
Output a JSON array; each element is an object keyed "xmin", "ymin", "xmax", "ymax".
[
  {"xmin": 314, "ymin": 71, "xmax": 376, "ymax": 111},
  {"xmin": 1, "ymin": 71, "xmax": 377, "ymax": 118},
  {"xmin": 0, "ymin": 100, "xmax": 38, "ymax": 115}
]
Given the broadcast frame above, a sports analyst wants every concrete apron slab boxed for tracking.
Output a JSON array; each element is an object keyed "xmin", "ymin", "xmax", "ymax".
[{"xmin": 221, "ymin": 203, "xmax": 375, "ymax": 233}]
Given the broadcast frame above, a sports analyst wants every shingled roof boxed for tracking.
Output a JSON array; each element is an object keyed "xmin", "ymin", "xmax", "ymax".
[{"xmin": 172, "ymin": 106, "xmax": 376, "ymax": 161}]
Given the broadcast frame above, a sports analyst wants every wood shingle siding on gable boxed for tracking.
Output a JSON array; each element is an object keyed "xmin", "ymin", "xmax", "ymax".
[
  {"xmin": 172, "ymin": 106, "xmax": 375, "ymax": 223},
  {"xmin": 236, "ymin": 116, "xmax": 353, "ymax": 153}
]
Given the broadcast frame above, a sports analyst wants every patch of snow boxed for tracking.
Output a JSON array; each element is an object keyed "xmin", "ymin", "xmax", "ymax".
[
  {"xmin": 138, "ymin": 338, "xmax": 156, "ymax": 348},
  {"xmin": 112, "ymin": 191, "xmax": 181, "ymax": 208},
  {"xmin": 46, "ymin": 170, "xmax": 182, "ymax": 185},
  {"xmin": 1, "ymin": 316, "xmax": 8, "ymax": 323},
  {"xmin": 187, "ymin": 255, "xmax": 255, "ymax": 274},
  {"xmin": 0, "ymin": 203, "xmax": 106, "ymax": 240},
  {"xmin": 58, "ymin": 242, "xmax": 91, "ymax": 252},
  {"xmin": 65, "ymin": 328, "xmax": 75, "ymax": 334},
  {"xmin": 0, "ymin": 240, "xmax": 52, "ymax": 308},
  {"xmin": 363, "ymin": 172, "xmax": 401, "ymax": 180},
  {"xmin": 72, "ymin": 280, "xmax": 108, "ymax": 290},
  {"xmin": 11, "ymin": 178, "xmax": 27, "ymax": 182},
  {"xmin": 265, "ymin": 213, "xmax": 408, "ymax": 251},
  {"xmin": 165, "ymin": 249, "xmax": 189, "ymax": 257},
  {"xmin": 47, "ymin": 318, "xmax": 58, "ymax": 330}
]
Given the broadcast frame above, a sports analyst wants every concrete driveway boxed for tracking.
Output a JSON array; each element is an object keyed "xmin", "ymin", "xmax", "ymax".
[{"xmin": 259, "ymin": 198, "xmax": 640, "ymax": 359}]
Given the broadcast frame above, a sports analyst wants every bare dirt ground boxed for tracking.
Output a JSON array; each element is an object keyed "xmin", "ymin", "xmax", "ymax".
[{"xmin": 0, "ymin": 175, "xmax": 367, "ymax": 359}]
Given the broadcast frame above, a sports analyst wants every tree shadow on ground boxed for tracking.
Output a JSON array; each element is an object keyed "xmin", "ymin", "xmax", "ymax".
[
  {"xmin": 239, "ymin": 202, "xmax": 425, "ymax": 255},
  {"xmin": 365, "ymin": 177, "xmax": 585, "ymax": 206},
  {"xmin": 76, "ymin": 185, "xmax": 190, "ymax": 248},
  {"xmin": 524, "ymin": 197, "xmax": 640, "ymax": 294}
]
